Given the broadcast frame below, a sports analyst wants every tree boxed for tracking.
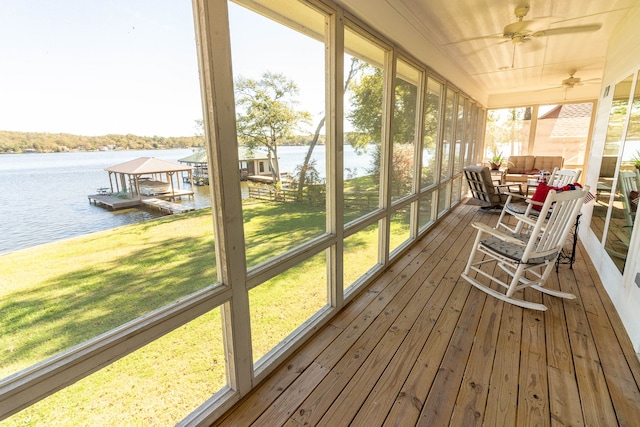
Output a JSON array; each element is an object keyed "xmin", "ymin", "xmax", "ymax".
[
  {"xmin": 194, "ymin": 119, "xmax": 205, "ymax": 147},
  {"xmin": 347, "ymin": 62, "xmax": 385, "ymax": 149},
  {"xmin": 347, "ymin": 61, "xmax": 417, "ymax": 188},
  {"xmin": 295, "ymin": 57, "xmax": 361, "ymax": 201},
  {"xmin": 484, "ymin": 107, "xmax": 531, "ymax": 158},
  {"xmin": 235, "ymin": 72, "xmax": 311, "ymax": 184}
]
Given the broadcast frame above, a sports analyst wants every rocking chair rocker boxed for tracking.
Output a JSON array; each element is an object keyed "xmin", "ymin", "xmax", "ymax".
[{"xmin": 461, "ymin": 185, "xmax": 589, "ymax": 311}]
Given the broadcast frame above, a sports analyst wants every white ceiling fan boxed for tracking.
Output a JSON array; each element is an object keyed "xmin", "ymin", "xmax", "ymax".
[
  {"xmin": 449, "ymin": 5, "xmax": 603, "ymax": 48},
  {"xmin": 562, "ymin": 71, "xmax": 583, "ymax": 88},
  {"xmin": 556, "ymin": 70, "xmax": 601, "ymax": 89},
  {"xmin": 498, "ymin": 6, "xmax": 602, "ymax": 69},
  {"xmin": 449, "ymin": 5, "xmax": 603, "ymax": 70},
  {"xmin": 534, "ymin": 70, "xmax": 601, "ymax": 96},
  {"xmin": 501, "ymin": 5, "xmax": 602, "ymax": 45}
]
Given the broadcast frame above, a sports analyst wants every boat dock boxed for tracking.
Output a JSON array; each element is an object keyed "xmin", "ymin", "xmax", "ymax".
[{"xmin": 88, "ymin": 194, "xmax": 194, "ymax": 215}]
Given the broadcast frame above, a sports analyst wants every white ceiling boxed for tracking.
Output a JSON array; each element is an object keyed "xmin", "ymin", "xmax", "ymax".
[{"xmin": 341, "ymin": 0, "xmax": 639, "ymax": 105}]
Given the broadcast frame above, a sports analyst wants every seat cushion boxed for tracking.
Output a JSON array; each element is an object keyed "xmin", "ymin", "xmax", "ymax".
[
  {"xmin": 507, "ymin": 156, "xmax": 535, "ymax": 173},
  {"xmin": 504, "ymin": 200, "xmax": 540, "ymax": 216},
  {"xmin": 481, "ymin": 235, "xmax": 557, "ymax": 264},
  {"xmin": 533, "ymin": 156, "xmax": 563, "ymax": 172},
  {"xmin": 504, "ymin": 173, "xmax": 531, "ymax": 183}
]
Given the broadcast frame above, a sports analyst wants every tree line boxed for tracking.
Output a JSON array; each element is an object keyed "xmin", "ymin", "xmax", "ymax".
[
  {"xmin": 0, "ymin": 131, "xmax": 205, "ymax": 154},
  {"xmin": 0, "ymin": 130, "xmax": 326, "ymax": 154}
]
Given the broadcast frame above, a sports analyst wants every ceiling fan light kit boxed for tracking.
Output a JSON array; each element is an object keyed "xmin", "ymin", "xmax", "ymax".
[{"xmin": 562, "ymin": 75, "xmax": 581, "ymax": 88}]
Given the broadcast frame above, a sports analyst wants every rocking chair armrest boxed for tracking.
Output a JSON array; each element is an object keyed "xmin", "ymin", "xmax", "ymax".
[
  {"xmin": 471, "ymin": 222, "xmax": 527, "ymax": 245},
  {"xmin": 496, "ymin": 183, "xmax": 524, "ymax": 194},
  {"xmin": 525, "ymin": 198, "xmax": 544, "ymax": 207},
  {"xmin": 504, "ymin": 191, "xmax": 527, "ymax": 200},
  {"xmin": 512, "ymin": 214, "xmax": 538, "ymax": 227}
]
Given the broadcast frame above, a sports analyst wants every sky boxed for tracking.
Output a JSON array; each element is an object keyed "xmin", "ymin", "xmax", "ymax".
[{"xmin": 0, "ymin": 1, "xmax": 325, "ymax": 137}]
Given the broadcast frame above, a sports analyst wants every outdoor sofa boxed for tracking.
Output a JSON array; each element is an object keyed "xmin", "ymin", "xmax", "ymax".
[{"xmin": 504, "ymin": 155, "xmax": 564, "ymax": 183}]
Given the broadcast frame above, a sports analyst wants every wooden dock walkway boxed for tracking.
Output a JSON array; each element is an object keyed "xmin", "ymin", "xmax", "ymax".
[
  {"xmin": 89, "ymin": 193, "xmax": 195, "ymax": 215},
  {"xmin": 141, "ymin": 198, "xmax": 195, "ymax": 215},
  {"xmin": 87, "ymin": 194, "xmax": 141, "ymax": 210}
]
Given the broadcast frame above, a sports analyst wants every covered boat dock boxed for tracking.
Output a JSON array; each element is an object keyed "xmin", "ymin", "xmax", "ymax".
[{"xmin": 88, "ymin": 157, "xmax": 195, "ymax": 214}]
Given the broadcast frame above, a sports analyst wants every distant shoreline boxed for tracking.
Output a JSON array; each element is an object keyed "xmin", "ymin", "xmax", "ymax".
[
  {"xmin": 0, "ymin": 130, "xmax": 204, "ymax": 154},
  {"xmin": 0, "ymin": 130, "xmax": 328, "ymax": 154}
]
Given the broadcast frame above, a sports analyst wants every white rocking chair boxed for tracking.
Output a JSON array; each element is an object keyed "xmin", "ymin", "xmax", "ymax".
[
  {"xmin": 496, "ymin": 168, "xmax": 582, "ymax": 234},
  {"xmin": 461, "ymin": 185, "xmax": 589, "ymax": 311}
]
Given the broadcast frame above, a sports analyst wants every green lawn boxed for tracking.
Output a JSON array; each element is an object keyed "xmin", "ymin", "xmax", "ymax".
[{"xmin": 1, "ymin": 189, "xmax": 406, "ymax": 425}]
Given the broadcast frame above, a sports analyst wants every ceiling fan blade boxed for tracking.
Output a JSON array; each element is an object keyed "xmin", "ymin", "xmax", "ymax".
[
  {"xmin": 532, "ymin": 24, "xmax": 602, "ymax": 37},
  {"xmin": 465, "ymin": 39, "xmax": 509, "ymax": 56},
  {"xmin": 443, "ymin": 33, "xmax": 503, "ymax": 46},
  {"xmin": 535, "ymin": 85, "xmax": 564, "ymax": 92}
]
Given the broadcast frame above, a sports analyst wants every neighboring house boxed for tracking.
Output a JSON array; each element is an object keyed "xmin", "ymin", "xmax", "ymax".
[
  {"xmin": 178, "ymin": 147, "xmax": 271, "ymax": 183},
  {"xmin": 238, "ymin": 147, "xmax": 271, "ymax": 180},
  {"xmin": 534, "ymin": 103, "xmax": 594, "ymax": 167}
]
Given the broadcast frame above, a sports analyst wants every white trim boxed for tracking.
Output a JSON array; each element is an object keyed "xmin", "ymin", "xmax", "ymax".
[
  {"xmin": 195, "ymin": 0, "xmax": 253, "ymax": 395},
  {"xmin": 0, "ymin": 285, "xmax": 230, "ymax": 419}
]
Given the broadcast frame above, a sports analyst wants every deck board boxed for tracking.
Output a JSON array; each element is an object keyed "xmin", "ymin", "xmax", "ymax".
[{"xmin": 213, "ymin": 202, "xmax": 640, "ymax": 426}]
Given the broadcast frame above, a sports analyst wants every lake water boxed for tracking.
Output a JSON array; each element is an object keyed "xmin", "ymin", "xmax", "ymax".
[{"xmin": 0, "ymin": 145, "xmax": 372, "ymax": 254}]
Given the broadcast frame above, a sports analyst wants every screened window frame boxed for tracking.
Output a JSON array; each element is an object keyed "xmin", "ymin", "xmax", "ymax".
[{"xmin": 0, "ymin": 0, "xmax": 487, "ymax": 423}]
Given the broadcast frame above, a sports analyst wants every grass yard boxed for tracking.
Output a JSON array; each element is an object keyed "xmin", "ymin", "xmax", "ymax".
[{"xmin": 1, "ymin": 188, "xmax": 407, "ymax": 425}]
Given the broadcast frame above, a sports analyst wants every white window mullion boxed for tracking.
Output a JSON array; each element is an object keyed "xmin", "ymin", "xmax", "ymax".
[
  {"xmin": 193, "ymin": 0, "xmax": 253, "ymax": 396},
  {"xmin": 379, "ymin": 49, "xmax": 396, "ymax": 266},
  {"xmin": 411, "ymin": 69, "xmax": 426, "ymax": 239},
  {"xmin": 326, "ymin": 8, "xmax": 345, "ymax": 309}
]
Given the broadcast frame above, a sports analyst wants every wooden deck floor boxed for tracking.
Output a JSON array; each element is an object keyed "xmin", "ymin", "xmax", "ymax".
[{"xmin": 214, "ymin": 202, "xmax": 640, "ymax": 426}]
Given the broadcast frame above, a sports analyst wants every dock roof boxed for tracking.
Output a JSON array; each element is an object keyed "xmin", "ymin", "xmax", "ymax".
[
  {"xmin": 105, "ymin": 157, "xmax": 192, "ymax": 174},
  {"xmin": 178, "ymin": 147, "xmax": 270, "ymax": 165}
]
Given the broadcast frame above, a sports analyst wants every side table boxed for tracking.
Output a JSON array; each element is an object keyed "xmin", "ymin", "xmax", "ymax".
[
  {"xmin": 490, "ymin": 168, "xmax": 507, "ymax": 185},
  {"xmin": 556, "ymin": 213, "xmax": 581, "ymax": 271}
]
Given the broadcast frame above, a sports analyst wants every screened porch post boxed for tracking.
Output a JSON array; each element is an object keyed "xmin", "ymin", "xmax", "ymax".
[{"xmin": 192, "ymin": 0, "xmax": 253, "ymax": 397}]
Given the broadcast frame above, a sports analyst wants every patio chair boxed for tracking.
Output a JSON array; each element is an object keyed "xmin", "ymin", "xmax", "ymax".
[
  {"xmin": 463, "ymin": 165, "xmax": 523, "ymax": 211},
  {"xmin": 461, "ymin": 185, "xmax": 589, "ymax": 311},
  {"xmin": 618, "ymin": 170, "xmax": 639, "ymax": 227},
  {"xmin": 496, "ymin": 168, "xmax": 582, "ymax": 233}
]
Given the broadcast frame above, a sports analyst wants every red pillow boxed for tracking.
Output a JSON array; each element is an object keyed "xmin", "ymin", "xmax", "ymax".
[
  {"xmin": 531, "ymin": 182, "xmax": 554, "ymax": 211},
  {"xmin": 530, "ymin": 182, "xmax": 583, "ymax": 211}
]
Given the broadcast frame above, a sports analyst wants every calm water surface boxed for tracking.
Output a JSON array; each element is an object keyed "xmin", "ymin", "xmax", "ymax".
[
  {"xmin": 0, "ymin": 145, "xmax": 372, "ymax": 254},
  {"xmin": 0, "ymin": 149, "xmax": 209, "ymax": 254}
]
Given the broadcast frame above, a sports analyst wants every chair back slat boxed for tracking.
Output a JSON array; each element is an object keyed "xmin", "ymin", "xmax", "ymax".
[
  {"xmin": 520, "ymin": 187, "xmax": 588, "ymax": 263},
  {"xmin": 464, "ymin": 165, "xmax": 503, "ymax": 207},
  {"xmin": 464, "ymin": 168, "xmax": 491, "ymax": 203},
  {"xmin": 548, "ymin": 168, "xmax": 582, "ymax": 187}
]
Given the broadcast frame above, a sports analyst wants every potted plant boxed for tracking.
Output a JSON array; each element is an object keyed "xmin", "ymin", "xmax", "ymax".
[
  {"xmin": 489, "ymin": 149, "xmax": 505, "ymax": 170},
  {"xmin": 632, "ymin": 149, "xmax": 640, "ymax": 170}
]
